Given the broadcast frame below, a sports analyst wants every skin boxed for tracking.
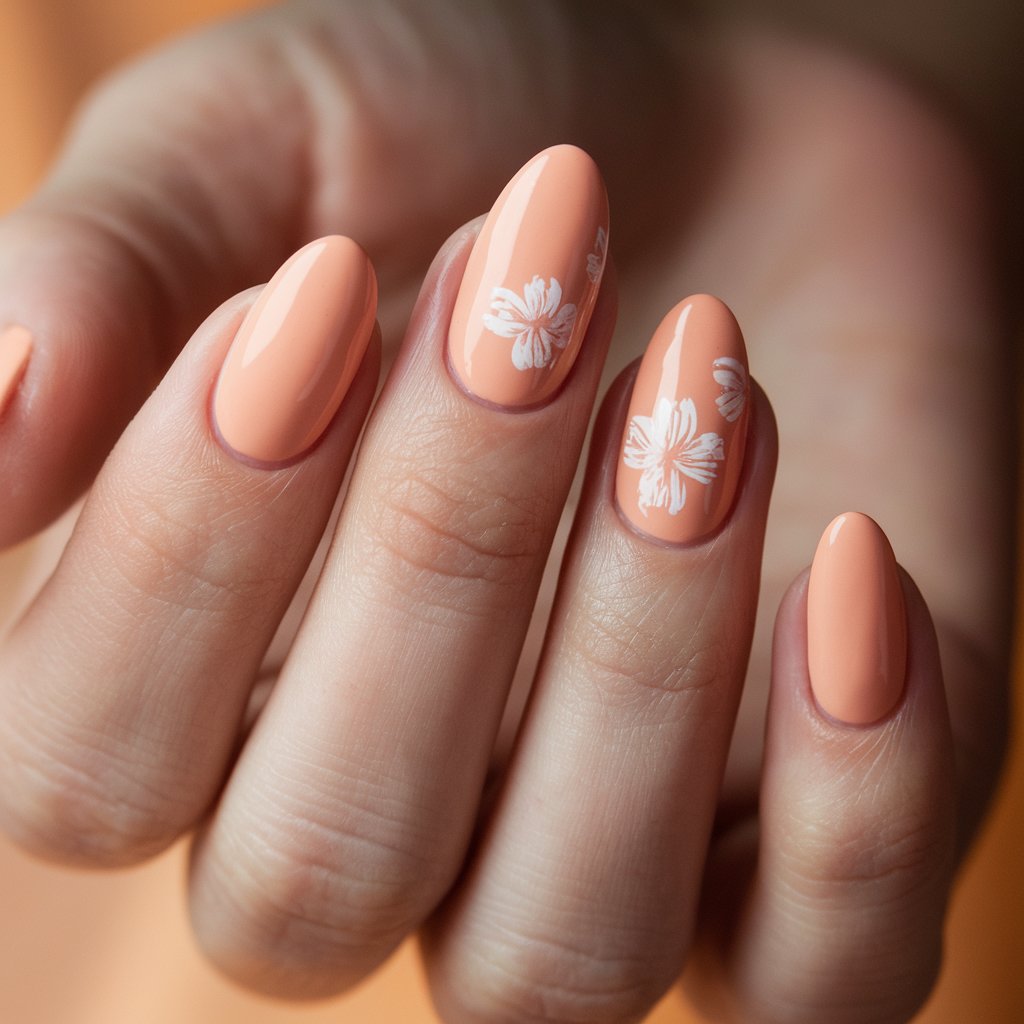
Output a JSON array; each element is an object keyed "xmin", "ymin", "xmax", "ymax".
[{"xmin": 0, "ymin": 3, "xmax": 1013, "ymax": 1022}]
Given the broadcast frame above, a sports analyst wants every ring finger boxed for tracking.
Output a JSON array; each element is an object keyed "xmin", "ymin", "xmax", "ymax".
[{"xmin": 423, "ymin": 296, "xmax": 777, "ymax": 1024}]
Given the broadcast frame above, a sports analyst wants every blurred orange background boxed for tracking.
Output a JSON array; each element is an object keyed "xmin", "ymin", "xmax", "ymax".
[{"xmin": 0, "ymin": 2, "xmax": 1021, "ymax": 1021}]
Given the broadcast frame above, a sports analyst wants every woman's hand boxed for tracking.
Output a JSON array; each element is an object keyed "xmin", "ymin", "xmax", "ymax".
[{"xmin": 0, "ymin": 3, "xmax": 1011, "ymax": 1022}]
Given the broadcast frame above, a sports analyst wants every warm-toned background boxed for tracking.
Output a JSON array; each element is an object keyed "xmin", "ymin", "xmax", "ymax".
[{"xmin": 0, "ymin": 2, "xmax": 1021, "ymax": 1022}]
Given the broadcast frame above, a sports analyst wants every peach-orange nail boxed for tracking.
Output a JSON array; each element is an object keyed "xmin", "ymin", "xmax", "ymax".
[
  {"xmin": 448, "ymin": 144, "xmax": 609, "ymax": 407},
  {"xmin": 615, "ymin": 295, "xmax": 750, "ymax": 544},
  {"xmin": 807, "ymin": 512, "xmax": 908, "ymax": 725},
  {"xmin": 213, "ymin": 236, "xmax": 377, "ymax": 465},
  {"xmin": 0, "ymin": 324, "xmax": 32, "ymax": 419}
]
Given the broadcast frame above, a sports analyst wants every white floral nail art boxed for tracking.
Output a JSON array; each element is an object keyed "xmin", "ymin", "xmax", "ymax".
[
  {"xmin": 483, "ymin": 276, "xmax": 577, "ymax": 371},
  {"xmin": 586, "ymin": 226, "xmax": 607, "ymax": 283},
  {"xmin": 623, "ymin": 396, "xmax": 725, "ymax": 516},
  {"xmin": 712, "ymin": 356, "xmax": 748, "ymax": 422}
]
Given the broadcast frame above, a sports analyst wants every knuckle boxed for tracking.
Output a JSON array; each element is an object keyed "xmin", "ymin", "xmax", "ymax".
[
  {"xmin": 35, "ymin": 170, "xmax": 185, "ymax": 354},
  {"xmin": 358, "ymin": 460, "xmax": 547, "ymax": 611},
  {"xmin": 454, "ymin": 927, "xmax": 669, "ymax": 1024},
  {"xmin": 825, "ymin": 811, "xmax": 951, "ymax": 891},
  {"xmin": 748, "ymin": 935, "xmax": 943, "ymax": 1024},
  {"xmin": 781, "ymin": 777, "xmax": 953, "ymax": 899},
  {"xmin": 566, "ymin": 589, "xmax": 730, "ymax": 713},
  {"xmin": 91, "ymin": 476, "xmax": 286, "ymax": 617},
  {"xmin": 199, "ymin": 791, "xmax": 450, "ymax": 989},
  {"xmin": 748, "ymin": 969, "xmax": 942, "ymax": 1024},
  {"xmin": 0, "ymin": 718, "xmax": 193, "ymax": 866}
]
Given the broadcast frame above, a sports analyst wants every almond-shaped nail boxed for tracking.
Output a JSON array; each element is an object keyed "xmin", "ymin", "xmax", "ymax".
[
  {"xmin": 213, "ymin": 236, "xmax": 377, "ymax": 465},
  {"xmin": 448, "ymin": 144, "xmax": 609, "ymax": 408},
  {"xmin": 616, "ymin": 295, "xmax": 750, "ymax": 543},
  {"xmin": 0, "ymin": 324, "xmax": 32, "ymax": 419},
  {"xmin": 807, "ymin": 512, "xmax": 908, "ymax": 724}
]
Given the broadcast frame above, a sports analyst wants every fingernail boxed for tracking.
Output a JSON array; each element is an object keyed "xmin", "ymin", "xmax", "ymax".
[
  {"xmin": 807, "ymin": 512, "xmax": 908, "ymax": 725},
  {"xmin": 0, "ymin": 324, "xmax": 32, "ymax": 419},
  {"xmin": 213, "ymin": 236, "xmax": 377, "ymax": 465},
  {"xmin": 616, "ymin": 295, "xmax": 750, "ymax": 543},
  {"xmin": 448, "ymin": 144, "xmax": 609, "ymax": 408}
]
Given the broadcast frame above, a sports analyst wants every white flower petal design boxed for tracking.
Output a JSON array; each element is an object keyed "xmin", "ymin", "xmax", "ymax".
[
  {"xmin": 712, "ymin": 356, "xmax": 748, "ymax": 422},
  {"xmin": 482, "ymin": 275, "xmax": 578, "ymax": 370},
  {"xmin": 586, "ymin": 225, "xmax": 607, "ymax": 283},
  {"xmin": 623, "ymin": 396, "xmax": 725, "ymax": 515}
]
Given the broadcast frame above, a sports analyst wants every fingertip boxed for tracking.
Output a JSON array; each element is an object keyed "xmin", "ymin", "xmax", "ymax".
[
  {"xmin": 772, "ymin": 520, "xmax": 950, "ymax": 737},
  {"xmin": 765, "ymin": 525, "xmax": 959, "ymax": 906},
  {"xmin": 719, "ymin": 534, "xmax": 958, "ymax": 1024},
  {"xmin": 806, "ymin": 513, "xmax": 907, "ymax": 725},
  {"xmin": 209, "ymin": 235, "xmax": 379, "ymax": 468},
  {"xmin": 596, "ymin": 368, "xmax": 776, "ymax": 556}
]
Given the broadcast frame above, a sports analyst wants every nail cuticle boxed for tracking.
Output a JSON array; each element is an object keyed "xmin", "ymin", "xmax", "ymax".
[{"xmin": 442, "ymin": 343, "xmax": 577, "ymax": 416}]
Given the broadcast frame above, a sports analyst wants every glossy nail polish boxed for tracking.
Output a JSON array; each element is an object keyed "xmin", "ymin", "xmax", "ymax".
[
  {"xmin": 616, "ymin": 295, "xmax": 750, "ymax": 544},
  {"xmin": 448, "ymin": 144, "xmax": 609, "ymax": 407},
  {"xmin": 213, "ymin": 236, "xmax": 377, "ymax": 464},
  {"xmin": 0, "ymin": 324, "xmax": 32, "ymax": 418},
  {"xmin": 807, "ymin": 512, "xmax": 908, "ymax": 724}
]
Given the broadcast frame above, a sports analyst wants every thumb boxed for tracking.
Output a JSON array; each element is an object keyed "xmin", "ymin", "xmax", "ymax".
[
  {"xmin": 0, "ymin": 0, "xmax": 677, "ymax": 547},
  {"xmin": 0, "ymin": 18, "xmax": 313, "ymax": 544}
]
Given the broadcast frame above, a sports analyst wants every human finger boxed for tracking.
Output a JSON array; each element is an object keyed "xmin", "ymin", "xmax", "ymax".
[
  {"xmin": 0, "ymin": 16, "xmax": 325, "ymax": 544},
  {"xmin": 423, "ymin": 297, "xmax": 777, "ymax": 1024},
  {"xmin": 689, "ymin": 514, "xmax": 957, "ymax": 1024},
  {"xmin": 0, "ymin": 236, "xmax": 379, "ymax": 867},
  {"xmin": 187, "ymin": 146, "xmax": 615, "ymax": 998},
  {"xmin": 0, "ymin": 0, "xmax": 677, "ymax": 548}
]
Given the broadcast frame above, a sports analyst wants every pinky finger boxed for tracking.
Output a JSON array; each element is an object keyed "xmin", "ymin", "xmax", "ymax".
[{"xmin": 691, "ymin": 513, "xmax": 957, "ymax": 1024}]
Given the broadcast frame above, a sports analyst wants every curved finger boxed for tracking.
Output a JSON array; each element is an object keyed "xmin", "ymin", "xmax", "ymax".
[
  {"xmin": 0, "ymin": 15, "xmax": 329, "ymax": 544},
  {"xmin": 690, "ymin": 515, "xmax": 957, "ymax": 1024},
  {"xmin": 0, "ymin": 0, "xmax": 676, "ymax": 548},
  {"xmin": 423, "ymin": 297, "xmax": 777, "ymax": 1024},
  {"xmin": 187, "ymin": 147, "xmax": 615, "ymax": 999},
  {"xmin": 0, "ymin": 237, "xmax": 378, "ymax": 867}
]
